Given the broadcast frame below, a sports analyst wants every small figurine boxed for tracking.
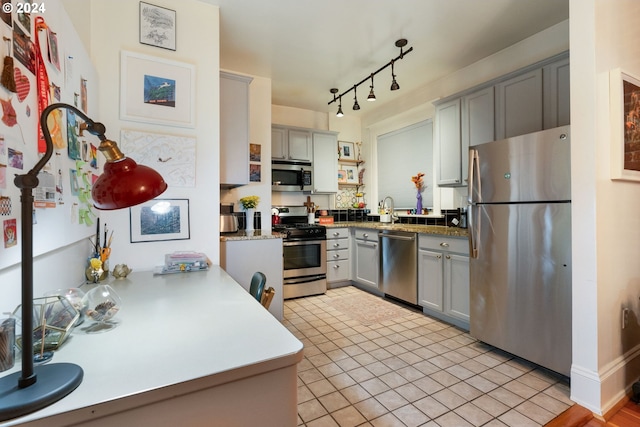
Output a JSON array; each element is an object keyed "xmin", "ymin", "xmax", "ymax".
[{"xmin": 112, "ymin": 264, "xmax": 132, "ymax": 279}]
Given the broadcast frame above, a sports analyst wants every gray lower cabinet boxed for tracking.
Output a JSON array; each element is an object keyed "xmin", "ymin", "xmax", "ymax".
[
  {"xmin": 352, "ymin": 228, "xmax": 378, "ymax": 290},
  {"xmin": 418, "ymin": 234, "xmax": 469, "ymax": 330},
  {"xmin": 327, "ymin": 228, "xmax": 349, "ymax": 285}
]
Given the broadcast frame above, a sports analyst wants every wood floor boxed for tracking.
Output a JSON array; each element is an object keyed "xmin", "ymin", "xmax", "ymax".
[{"xmin": 545, "ymin": 399, "xmax": 640, "ymax": 427}]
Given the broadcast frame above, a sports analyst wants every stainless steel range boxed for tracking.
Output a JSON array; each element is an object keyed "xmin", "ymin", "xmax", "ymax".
[{"xmin": 273, "ymin": 206, "xmax": 327, "ymax": 299}]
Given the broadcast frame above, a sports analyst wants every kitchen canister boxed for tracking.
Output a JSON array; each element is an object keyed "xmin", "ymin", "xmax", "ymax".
[{"xmin": 0, "ymin": 317, "xmax": 15, "ymax": 372}]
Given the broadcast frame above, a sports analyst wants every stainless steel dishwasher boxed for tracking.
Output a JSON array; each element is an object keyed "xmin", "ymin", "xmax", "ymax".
[{"xmin": 379, "ymin": 230, "xmax": 418, "ymax": 305}]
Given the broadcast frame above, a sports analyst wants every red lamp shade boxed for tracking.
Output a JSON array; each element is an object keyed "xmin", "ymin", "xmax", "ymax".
[{"xmin": 92, "ymin": 157, "xmax": 167, "ymax": 210}]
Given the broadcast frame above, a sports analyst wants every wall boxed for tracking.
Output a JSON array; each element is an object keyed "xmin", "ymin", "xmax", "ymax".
[
  {"xmin": 220, "ymin": 73, "xmax": 273, "ymax": 226},
  {"xmin": 85, "ymin": 0, "xmax": 221, "ymax": 268},
  {"xmin": 0, "ymin": 0, "xmax": 100, "ymax": 311},
  {"xmin": 569, "ymin": 0, "xmax": 640, "ymax": 415}
]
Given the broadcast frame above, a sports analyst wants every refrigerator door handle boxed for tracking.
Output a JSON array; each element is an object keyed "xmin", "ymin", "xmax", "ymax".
[{"xmin": 468, "ymin": 148, "xmax": 480, "ymax": 258}]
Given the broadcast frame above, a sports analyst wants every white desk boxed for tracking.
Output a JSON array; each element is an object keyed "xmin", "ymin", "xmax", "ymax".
[{"xmin": 1, "ymin": 268, "xmax": 303, "ymax": 427}]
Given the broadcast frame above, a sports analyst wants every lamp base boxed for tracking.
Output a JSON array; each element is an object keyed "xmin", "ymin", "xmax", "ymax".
[{"xmin": 0, "ymin": 362, "xmax": 83, "ymax": 422}]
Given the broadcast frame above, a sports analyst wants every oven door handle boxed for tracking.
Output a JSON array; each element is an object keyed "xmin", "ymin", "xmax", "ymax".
[
  {"xmin": 283, "ymin": 240, "xmax": 325, "ymax": 246},
  {"xmin": 283, "ymin": 275, "xmax": 326, "ymax": 285}
]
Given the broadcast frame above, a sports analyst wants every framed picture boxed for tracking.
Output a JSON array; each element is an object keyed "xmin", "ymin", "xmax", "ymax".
[
  {"xmin": 338, "ymin": 141, "xmax": 355, "ymax": 160},
  {"xmin": 130, "ymin": 198, "xmax": 190, "ymax": 243},
  {"xmin": 139, "ymin": 2, "xmax": 176, "ymax": 51},
  {"xmin": 250, "ymin": 143, "xmax": 261, "ymax": 162},
  {"xmin": 337, "ymin": 169, "xmax": 347, "ymax": 183},
  {"xmin": 250, "ymin": 164, "xmax": 261, "ymax": 182},
  {"xmin": 343, "ymin": 165, "xmax": 358, "ymax": 184},
  {"xmin": 611, "ymin": 68, "xmax": 640, "ymax": 181},
  {"xmin": 120, "ymin": 50, "xmax": 195, "ymax": 128}
]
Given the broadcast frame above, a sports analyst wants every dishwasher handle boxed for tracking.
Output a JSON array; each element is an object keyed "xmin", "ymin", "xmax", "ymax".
[{"xmin": 378, "ymin": 232, "xmax": 415, "ymax": 241}]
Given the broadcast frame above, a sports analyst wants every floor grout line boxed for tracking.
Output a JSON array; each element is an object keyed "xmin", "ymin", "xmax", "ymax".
[{"xmin": 284, "ymin": 286, "xmax": 571, "ymax": 427}]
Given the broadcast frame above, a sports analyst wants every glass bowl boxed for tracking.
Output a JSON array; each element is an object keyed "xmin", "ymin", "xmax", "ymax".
[{"xmin": 82, "ymin": 284, "xmax": 122, "ymax": 323}]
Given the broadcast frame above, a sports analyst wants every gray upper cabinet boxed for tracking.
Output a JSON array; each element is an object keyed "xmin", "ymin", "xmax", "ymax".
[
  {"xmin": 311, "ymin": 131, "xmax": 338, "ymax": 193},
  {"xmin": 271, "ymin": 126, "xmax": 312, "ymax": 162},
  {"xmin": 435, "ymin": 98, "xmax": 462, "ymax": 186},
  {"xmin": 543, "ymin": 57, "xmax": 570, "ymax": 129},
  {"xmin": 220, "ymin": 71, "xmax": 252, "ymax": 188},
  {"xmin": 495, "ymin": 68, "xmax": 543, "ymax": 140},
  {"xmin": 461, "ymin": 86, "xmax": 495, "ymax": 184},
  {"xmin": 435, "ymin": 52, "xmax": 569, "ymax": 187}
]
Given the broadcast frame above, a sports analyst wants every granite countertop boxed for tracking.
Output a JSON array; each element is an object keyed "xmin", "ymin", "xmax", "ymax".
[
  {"xmin": 220, "ymin": 230, "xmax": 283, "ymax": 242},
  {"xmin": 324, "ymin": 221, "xmax": 469, "ymax": 238}
]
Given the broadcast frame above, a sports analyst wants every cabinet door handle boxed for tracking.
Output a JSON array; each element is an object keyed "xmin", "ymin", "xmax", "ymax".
[
  {"xmin": 363, "ymin": 233, "xmax": 369, "ymax": 238},
  {"xmin": 440, "ymin": 242, "xmax": 449, "ymax": 247},
  {"xmin": 333, "ymin": 232, "xmax": 340, "ymax": 237},
  {"xmin": 446, "ymin": 255, "xmax": 451, "ymax": 259},
  {"xmin": 437, "ymin": 255, "xmax": 442, "ymax": 259},
  {"xmin": 333, "ymin": 254, "xmax": 340, "ymax": 258},
  {"xmin": 333, "ymin": 243, "xmax": 341, "ymax": 248},
  {"xmin": 333, "ymin": 264, "xmax": 340, "ymax": 269}
]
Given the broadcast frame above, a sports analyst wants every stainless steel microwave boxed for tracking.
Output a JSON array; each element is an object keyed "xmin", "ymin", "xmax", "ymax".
[{"xmin": 272, "ymin": 161, "xmax": 313, "ymax": 192}]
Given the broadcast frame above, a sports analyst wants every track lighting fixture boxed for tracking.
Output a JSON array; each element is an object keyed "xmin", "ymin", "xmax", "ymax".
[
  {"xmin": 352, "ymin": 85, "xmax": 360, "ymax": 110},
  {"xmin": 328, "ymin": 39, "xmax": 412, "ymax": 116},
  {"xmin": 336, "ymin": 97, "xmax": 344, "ymax": 117},
  {"xmin": 367, "ymin": 74, "xmax": 376, "ymax": 102},
  {"xmin": 330, "ymin": 88, "xmax": 344, "ymax": 117},
  {"xmin": 390, "ymin": 60, "xmax": 399, "ymax": 91}
]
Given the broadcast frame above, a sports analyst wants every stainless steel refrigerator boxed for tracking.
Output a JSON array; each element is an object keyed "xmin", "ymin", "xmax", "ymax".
[{"xmin": 468, "ymin": 125, "xmax": 572, "ymax": 376}]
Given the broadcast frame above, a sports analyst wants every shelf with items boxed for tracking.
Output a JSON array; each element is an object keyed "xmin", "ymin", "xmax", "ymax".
[{"xmin": 337, "ymin": 159, "xmax": 365, "ymax": 166}]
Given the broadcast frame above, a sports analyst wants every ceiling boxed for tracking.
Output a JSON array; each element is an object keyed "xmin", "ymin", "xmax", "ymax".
[{"xmin": 201, "ymin": 0, "xmax": 569, "ymax": 117}]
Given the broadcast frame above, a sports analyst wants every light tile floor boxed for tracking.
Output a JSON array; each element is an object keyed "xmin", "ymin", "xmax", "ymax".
[{"xmin": 283, "ymin": 286, "xmax": 572, "ymax": 427}]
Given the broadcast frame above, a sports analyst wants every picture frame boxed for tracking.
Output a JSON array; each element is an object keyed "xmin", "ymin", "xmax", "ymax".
[
  {"xmin": 250, "ymin": 164, "xmax": 261, "ymax": 182},
  {"xmin": 249, "ymin": 143, "xmax": 261, "ymax": 162},
  {"xmin": 342, "ymin": 165, "xmax": 358, "ymax": 184},
  {"xmin": 139, "ymin": 2, "xmax": 176, "ymax": 51},
  {"xmin": 130, "ymin": 198, "xmax": 190, "ymax": 243},
  {"xmin": 338, "ymin": 141, "xmax": 355, "ymax": 160},
  {"xmin": 337, "ymin": 169, "xmax": 347, "ymax": 183},
  {"xmin": 120, "ymin": 50, "xmax": 195, "ymax": 128},
  {"xmin": 610, "ymin": 68, "xmax": 640, "ymax": 181}
]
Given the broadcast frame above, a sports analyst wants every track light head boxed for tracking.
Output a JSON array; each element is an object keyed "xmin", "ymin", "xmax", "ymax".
[
  {"xmin": 352, "ymin": 85, "xmax": 360, "ymax": 110},
  {"xmin": 367, "ymin": 74, "xmax": 376, "ymax": 101},
  {"xmin": 336, "ymin": 95, "xmax": 344, "ymax": 117},
  {"xmin": 390, "ymin": 60, "xmax": 400, "ymax": 91}
]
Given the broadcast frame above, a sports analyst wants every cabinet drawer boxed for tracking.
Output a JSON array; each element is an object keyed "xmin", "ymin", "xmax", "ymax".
[
  {"xmin": 419, "ymin": 234, "xmax": 468, "ymax": 254},
  {"xmin": 354, "ymin": 228, "xmax": 377, "ymax": 241},
  {"xmin": 327, "ymin": 248, "xmax": 349, "ymax": 261},
  {"xmin": 328, "ymin": 259, "xmax": 349, "ymax": 282},
  {"xmin": 328, "ymin": 238, "xmax": 349, "ymax": 251},
  {"xmin": 327, "ymin": 228, "xmax": 349, "ymax": 239}
]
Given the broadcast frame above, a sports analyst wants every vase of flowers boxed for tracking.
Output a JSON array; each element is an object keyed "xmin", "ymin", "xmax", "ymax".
[
  {"xmin": 239, "ymin": 195, "xmax": 259, "ymax": 232},
  {"xmin": 411, "ymin": 172, "xmax": 425, "ymax": 214}
]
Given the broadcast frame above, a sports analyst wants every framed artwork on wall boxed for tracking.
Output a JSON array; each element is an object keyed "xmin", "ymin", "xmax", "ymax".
[
  {"xmin": 120, "ymin": 50, "xmax": 195, "ymax": 128},
  {"xmin": 343, "ymin": 165, "xmax": 358, "ymax": 184},
  {"xmin": 130, "ymin": 198, "xmax": 190, "ymax": 243},
  {"xmin": 338, "ymin": 141, "xmax": 355, "ymax": 160},
  {"xmin": 611, "ymin": 68, "xmax": 640, "ymax": 181},
  {"xmin": 139, "ymin": 2, "xmax": 176, "ymax": 51}
]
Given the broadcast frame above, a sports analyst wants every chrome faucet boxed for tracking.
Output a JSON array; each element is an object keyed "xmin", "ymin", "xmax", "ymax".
[{"xmin": 382, "ymin": 196, "xmax": 398, "ymax": 224}]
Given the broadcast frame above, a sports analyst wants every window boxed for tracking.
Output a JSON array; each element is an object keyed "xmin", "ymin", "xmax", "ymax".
[{"xmin": 377, "ymin": 120, "xmax": 433, "ymax": 209}]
